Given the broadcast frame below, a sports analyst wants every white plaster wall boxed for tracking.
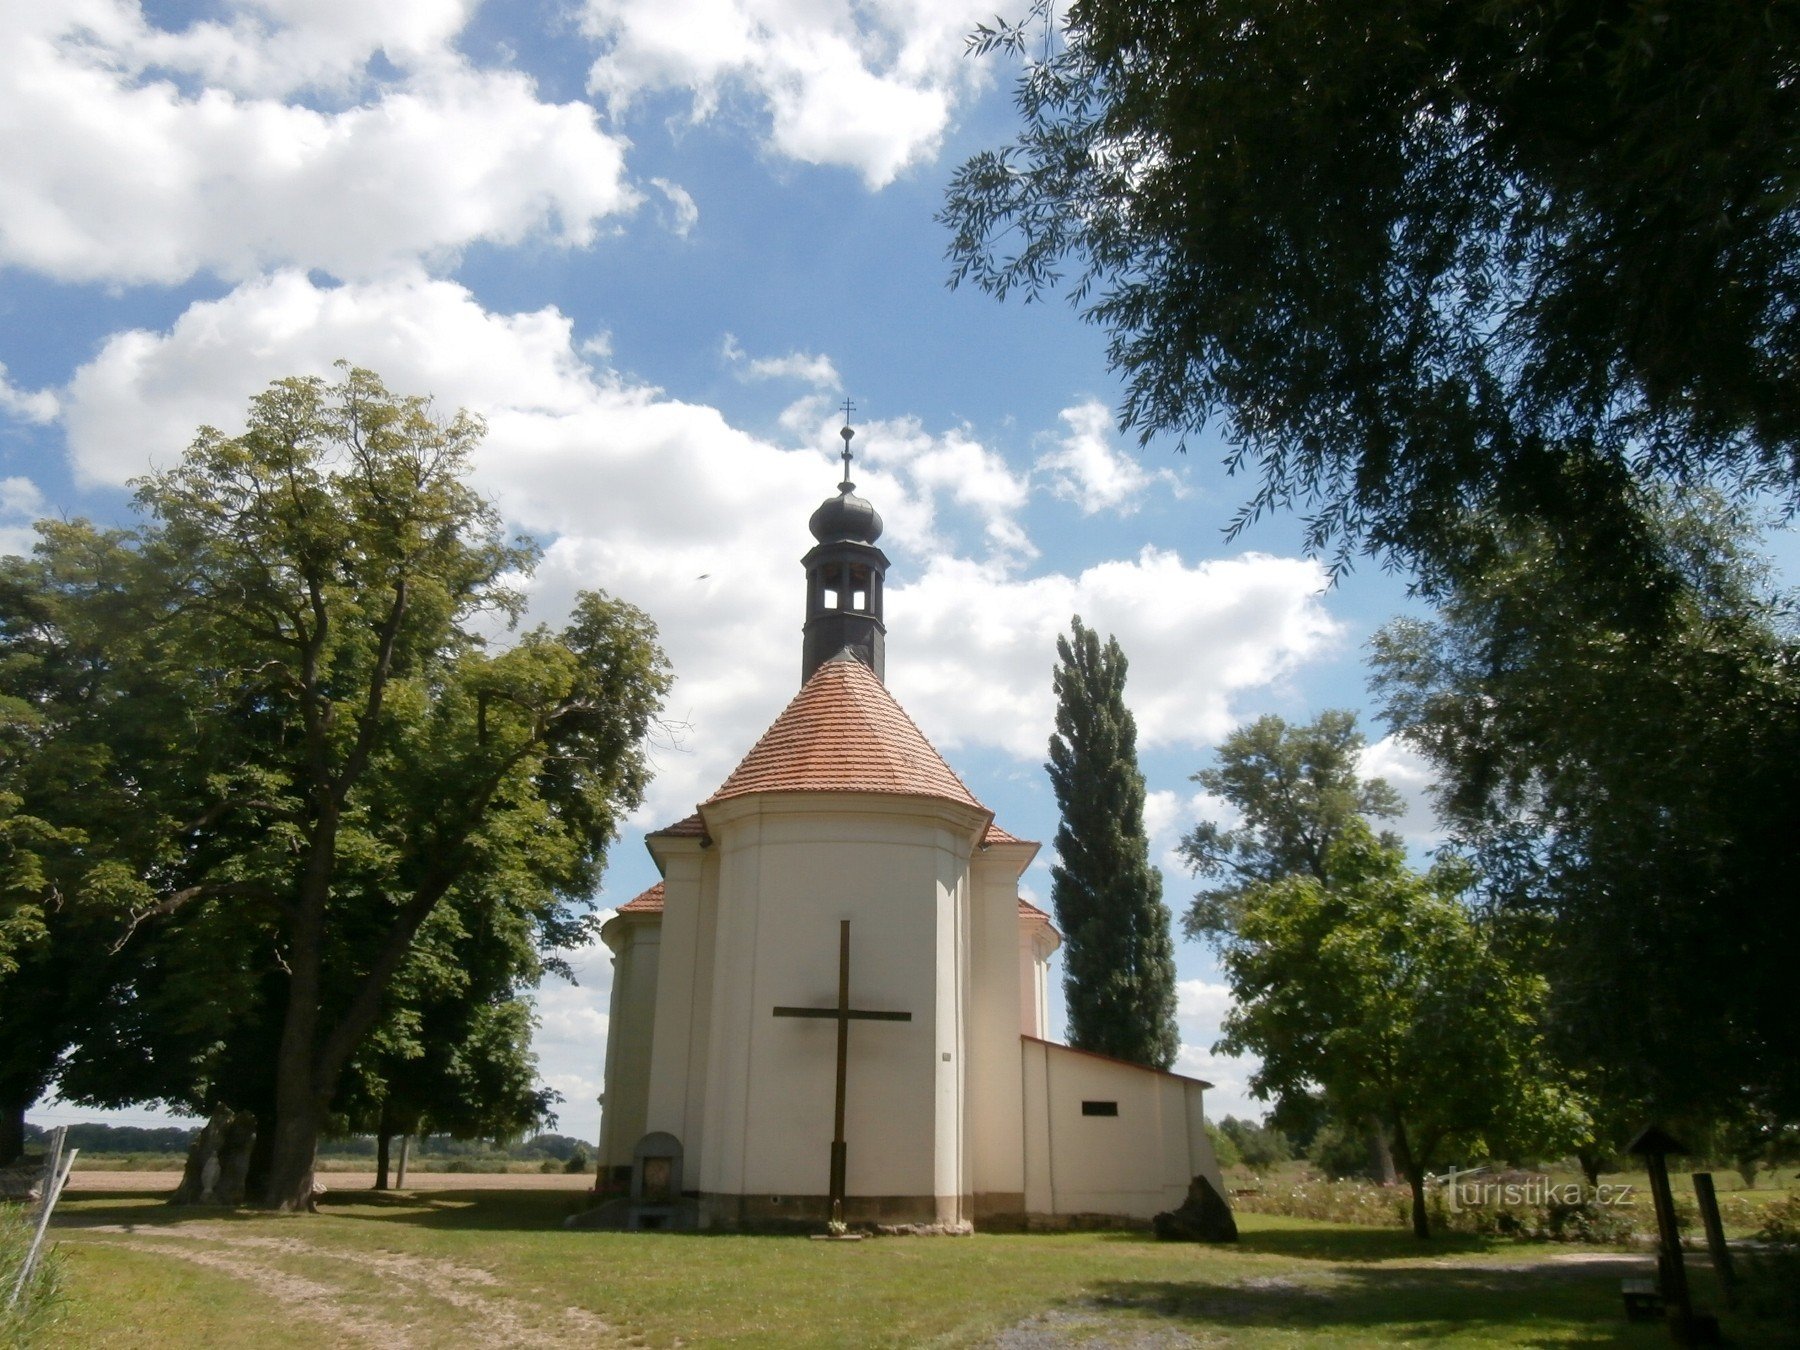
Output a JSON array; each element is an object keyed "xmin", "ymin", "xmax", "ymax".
[
  {"xmin": 967, "ymin": 845, "xmax": 1034, "ymax": 1205},
  {"xmin": 596, "ymin": 917, "xmax": 661, "ymax": 1170},
  {"xmin": 1020, "ymin": 1040, "xmax": 1227, "ymax": 1220},
  {"xmin": 696, "ymin": 793, "xmax": 987, "ymax": 1207},
  {"xmin": 1016, "ymin": 921, "xmax": 1056, "ymax": 1039},
  {"xmin": 641, "ymin": 839, "xmax": 714, "ymax": 1178}
]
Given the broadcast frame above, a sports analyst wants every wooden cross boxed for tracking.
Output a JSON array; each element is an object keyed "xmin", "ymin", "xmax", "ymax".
[{"xmin": 772, "ymin": 919, "xmax": 911, "ymax": 1223}]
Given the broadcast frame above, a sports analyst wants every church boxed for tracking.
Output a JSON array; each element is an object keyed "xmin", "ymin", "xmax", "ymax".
[{"xmin": 593, "ymin": 422, "xmax": 1227, "ymax": 1232}]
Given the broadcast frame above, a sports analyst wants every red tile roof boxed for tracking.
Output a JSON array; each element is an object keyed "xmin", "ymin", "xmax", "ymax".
[
  {"xmin": 706, "ymin": 654, "xmax": 985, "ymax": 811},
  {"xmin": 616, "ymin": 881, "xmax": 665, "ymax": 914},
  {"xmin": 1017, "ymin": 898, "xmax": 1052, "ymax": 923},
  {"xmin": 984, "ymin": 822, "xmax": 1034, "ymax": 846},
  {"xmin": 647, "ymin": 812, "xmax": 708, "ymax": 840}
]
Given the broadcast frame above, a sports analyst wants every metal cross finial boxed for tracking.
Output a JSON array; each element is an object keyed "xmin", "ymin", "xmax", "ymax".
[{"xmin": 837, "ymin": 399, "xmax": 856, "ymax": 483}]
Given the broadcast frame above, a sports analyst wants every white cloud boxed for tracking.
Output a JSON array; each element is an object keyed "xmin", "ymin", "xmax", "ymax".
[
  {"xmin": 55, "ymin": 271, "xmax": 1343, "ymax": 855},
  {"xmin": 0, "ymin": 2, "xmax": 638, "ymax": 286},
  {"xmin": 0, "ymin": 476, "xmax": 47, "ymax": 558},
  {"xmin": 0, "ymin": 366, "xmax": 59, "ymax": 425},
  {"xmin": 890, "ymin": 548, "xmax": 1341, "ymax": 760},
  {"xmin": 649, "ymin": 177, "xmax": 700, "ymax": 237},
  {"xmin": 855, "ymin": 414, "xmax": 1034, "ymax": 561},
  {"xmin": 1359, "ymin": 733, "xmax": 1444, "ymax": 848},
  {"xmin": 579, "ymin": 0, "xmax": 990, "ymax": 187},
  {"xmin": 1174, "ymin": 977, "xmax": 1260, "ymax": 1120},
  {"xmin": 721, "ymin": 334, "xmax": 838, "ymax": 387},
  {"xmin": 1036, "ymin": 399, "xmax": 1180, "ymax": 516}
]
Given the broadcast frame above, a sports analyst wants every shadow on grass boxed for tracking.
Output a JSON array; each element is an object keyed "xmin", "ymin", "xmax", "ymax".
[
  {"xmin": 57, "ymin": 1186, "xmax": 593, "ymax": 1234},
  {"xmin": 1082, "ymin": 1262, "xmax": 1666, "ymax": 1348}
]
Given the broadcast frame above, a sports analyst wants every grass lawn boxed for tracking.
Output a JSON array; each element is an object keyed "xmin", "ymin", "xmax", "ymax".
[{"xmin": 33, "ymin": 1186, "xmax": 1787, "ymax": 1348}]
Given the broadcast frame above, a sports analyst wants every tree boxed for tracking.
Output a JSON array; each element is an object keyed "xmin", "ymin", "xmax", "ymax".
[
  {"xmin": 1216, "ymin": 1115, "xmax": 1291, "ymax": 1173},
  {"xmin": 0, "ymin": 522, "xmax": 175, "ymax": 1164},
  {"xmin": 1218, "ymin": 823, "xmax": 1586, "ymax": 1237},
  {"xmin": 1368, "ymin": 496, "xmax": 1800, "ymax": 1123},
  {"xmin": 1046, "ymin": 617, "xmax": 1179, "ymax": 1069},
  {"xmin": 337, "ymin": 889, "xmax": 561, "ymax": 1190},
  {"xmin": 0, "ymin": 368, "xmax": 670, "ymax": 1209},
  {"xmin": 943, "ymin": 2, "xmax": 1800, "ymax": 584},
  {"xmin": 1180, "ymin": 710, "xmax": 1404, "ymax": 1182},
  {"xmin": 1179, "ymin": 710, "xmax": 1403, "ymax": 941}
]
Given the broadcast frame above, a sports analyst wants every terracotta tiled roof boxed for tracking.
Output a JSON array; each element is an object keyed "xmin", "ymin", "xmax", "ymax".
[
  {"xmin": 1017, "ymin": 897, "xmax": 1052, "ymax": 923},
  {"xmin": 706, "ymin": 653, "xmax": 985, "ymax": 811},
  {"xmin": 983, "ymin": 822, "xmax": 1034, "ymax": 846},
  {"xmin": 616, "ymin": 881, "xmax": 665, "ymax": 914},
  {"xmin": 647, "ymin": 812, "xmax": 708, "ymax": 840}
]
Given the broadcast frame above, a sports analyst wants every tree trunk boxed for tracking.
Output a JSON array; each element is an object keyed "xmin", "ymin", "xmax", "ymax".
[
  {"xmin": 396, "ymin": 1133, "xmax": 410, "ymax": 1187},
  {"xmin": 0, "ymin": 1097, "xmax": 26, "ymax": 1167},
  {"xmin": 375, "ymin": 1127, "xmax": 392, "ymax": 1191},
  {"xmin": 1577, "ymin": 1150, "xmax": 1602, "ymax": 1188},
  {"xmin": 1366, "ymin": 1116, "xmax": 1397, "ymax": 1185},
  {"xmin": 1389, "ymin": 1118, "xmax": 1431, "ymax": 1239}
]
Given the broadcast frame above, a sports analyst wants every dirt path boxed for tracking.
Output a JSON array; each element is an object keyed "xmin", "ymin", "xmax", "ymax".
[{"xmin": 74, "ymin": 1223, "xmax": 639, "ymax": 1348}]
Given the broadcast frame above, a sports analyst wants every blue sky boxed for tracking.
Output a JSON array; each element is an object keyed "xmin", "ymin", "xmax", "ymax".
[{"xmin": 4, "ymin": 0, "xmax": 1452, "ymax": 1141}]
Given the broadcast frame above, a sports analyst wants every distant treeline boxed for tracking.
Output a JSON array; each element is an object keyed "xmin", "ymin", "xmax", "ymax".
[{"xmin": 22, "ymin": 1122, "xmax": 592, "ymax": 1161}]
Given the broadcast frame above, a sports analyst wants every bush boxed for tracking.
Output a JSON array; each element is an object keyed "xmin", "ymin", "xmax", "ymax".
[
  {"xmin": 1234, "ymin": 1173, "xmax": 1650, "ymax": 1243},
  {"xmin": 1, "ymin": 1201, "xmax": 65, "ymax": 1346},
  {"xmin": 1739, "ymin": 1194, "xmax": 1800, "ymax": 1324}
]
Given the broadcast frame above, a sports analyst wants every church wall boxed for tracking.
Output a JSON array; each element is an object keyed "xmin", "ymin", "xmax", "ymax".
[
  {"xmin": 641, "ymin": 840, "xmax": 714, "ymax": 1178},
  {"xmin": 1017, "ymin": 923, "xmax": 1055, "ymax": 1039},
  {"xmin": 967, "ymin": 845, "xmax": 1033, "ymax": 1221},
  {"xmin": 1020, "ymin": 1039, "xmax": 1227, "ymax": 1222},
  {"xmin": 694, "ymin": 793, "xmax": 985, "ymax": 1228},
  {"xmin": 597, "ymin": 917, "xmax": 661, "ymax": 1175}
]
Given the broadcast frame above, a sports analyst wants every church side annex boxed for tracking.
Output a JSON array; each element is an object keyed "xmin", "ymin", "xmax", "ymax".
[{"xmin": 591, "ymin": 418, "xmax": 1228, "ymax": 1233}]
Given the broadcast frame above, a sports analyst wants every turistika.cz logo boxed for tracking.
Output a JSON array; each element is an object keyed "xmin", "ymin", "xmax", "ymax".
[{"xmin": 1430, "ymin": 1165, "xmax": 1636, "ymax": 1212}]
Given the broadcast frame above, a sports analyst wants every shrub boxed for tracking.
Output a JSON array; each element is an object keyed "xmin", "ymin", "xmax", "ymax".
[{"xmin": 1739, "ymin": 1194, "xmax": 1800, "ymax": 1324}]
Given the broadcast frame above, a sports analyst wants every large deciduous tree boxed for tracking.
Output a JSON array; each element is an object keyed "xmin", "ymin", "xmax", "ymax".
[
  {"xmin": 1181, "ymin": 709, "xmax": 1405, "ymax": 1182},
  {"xmin": 0, "ymin": 367, "xmax": 670, "ymax": 1208},
  {"xmin": 1218, "ymin": 824, "xmax": 1586, "ymax": 1237},
  {"xmin": 1047, "ymin": 617, "xmax": 1179, "ymax": 1069},
  {"xmin": 1368, "ymin": 497, "xmax": 1800, "ymax": 1124},
  {"xmin": 1180, "ymin": 710, "xmax": 1403, "ymax": 942},
  {"xmin": 943, "ymin": 2, "xmax": 1800, "ymax": 582}
]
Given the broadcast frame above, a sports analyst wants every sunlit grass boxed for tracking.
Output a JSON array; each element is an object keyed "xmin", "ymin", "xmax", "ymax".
[{"xmin": 35, "ymin": 1186, "xmax": 1791, "ymax": 1347}]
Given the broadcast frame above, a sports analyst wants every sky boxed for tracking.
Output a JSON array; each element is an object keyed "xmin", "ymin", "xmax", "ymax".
[{"xmin": 3, "ymin": 0, "xmax": 1455, "ymax": 1143}]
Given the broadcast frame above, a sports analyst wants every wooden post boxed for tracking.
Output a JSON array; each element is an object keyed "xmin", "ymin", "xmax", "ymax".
[
  {"xmin": 1690, "ymin": 1173, "xmax": 1736, "ymax": 1310},
  {"xmin": 7, "ymin": 1127, "xmax": 76, "ymax": 1312},
  {"xmin": 1628, "ymin": 1125, "xmax": 1719, "ymax": 1345}
]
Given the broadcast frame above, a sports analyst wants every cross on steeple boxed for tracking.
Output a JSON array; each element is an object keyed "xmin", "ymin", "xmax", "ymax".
[{"xmin": 838, "ymin": 399, "xmax": 856, "ymax": 484}]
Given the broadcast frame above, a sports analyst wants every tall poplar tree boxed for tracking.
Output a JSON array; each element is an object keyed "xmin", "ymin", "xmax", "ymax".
[{"xmin": 1046, "ymin": 617, "xmax": 1179, "ymax": 1069}]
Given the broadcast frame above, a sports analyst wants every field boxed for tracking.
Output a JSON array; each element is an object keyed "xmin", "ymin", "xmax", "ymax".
[{"xmin": 18, "ymin": 1171, "xmax": 1790, "ymax": 1348}]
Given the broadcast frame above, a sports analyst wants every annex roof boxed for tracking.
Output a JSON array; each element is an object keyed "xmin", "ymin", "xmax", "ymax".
[{"xmin": 705, "ymin": 652, "xmax": 985, "ymax": 811}]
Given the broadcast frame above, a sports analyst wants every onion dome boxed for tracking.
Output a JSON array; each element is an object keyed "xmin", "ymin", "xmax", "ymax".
[
  {"xmin": 807, "ymin": 422, "xmax": 883, "ymax": 543},
  {"xmin": 808, "ymin": 484, "xmax": 883, "ymax": 544}
]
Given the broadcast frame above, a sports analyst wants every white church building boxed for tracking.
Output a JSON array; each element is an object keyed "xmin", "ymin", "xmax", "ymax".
[{"xmin": 594, "ymin": 426, "xmax": 1226, "ymax": 1231}]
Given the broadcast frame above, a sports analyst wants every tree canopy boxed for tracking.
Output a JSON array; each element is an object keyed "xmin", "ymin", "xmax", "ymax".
[
  {"xmin": 943, "ymin": 1, "xmax": 1800, "ymax": 581},
  {"xmin": 1047, "ymin": 617, "xmax": 1179, "ymax": 1069},
  {"xmin": 1218, "ymin": 823, "xmax": 1586, "ymax": 1236},
  {"xmin": 1369, "ymin": 495, "xmax": 1800, "ymax": 1125},
  {"xmin": 0, "ymin": 367, "xmax": 670, "ymax": 1204},
  {"xmin": 1179, "ymin": 710, "xmax": 1403, "ymax": 942}
]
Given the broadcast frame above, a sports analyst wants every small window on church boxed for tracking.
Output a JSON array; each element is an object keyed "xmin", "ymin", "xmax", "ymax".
[
  {"xmin": 852, "ymin": 588, "xmax": 867, "ymax": 609},
  {"xmin": 1081, "ymin": 1100, "xmax": 1119, "ymax": 1117}
]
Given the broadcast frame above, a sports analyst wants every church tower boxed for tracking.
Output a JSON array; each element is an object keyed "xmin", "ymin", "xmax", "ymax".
[{"xmin": 801, "ymin": 420, "xmax": 889, "ymax": 684}]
